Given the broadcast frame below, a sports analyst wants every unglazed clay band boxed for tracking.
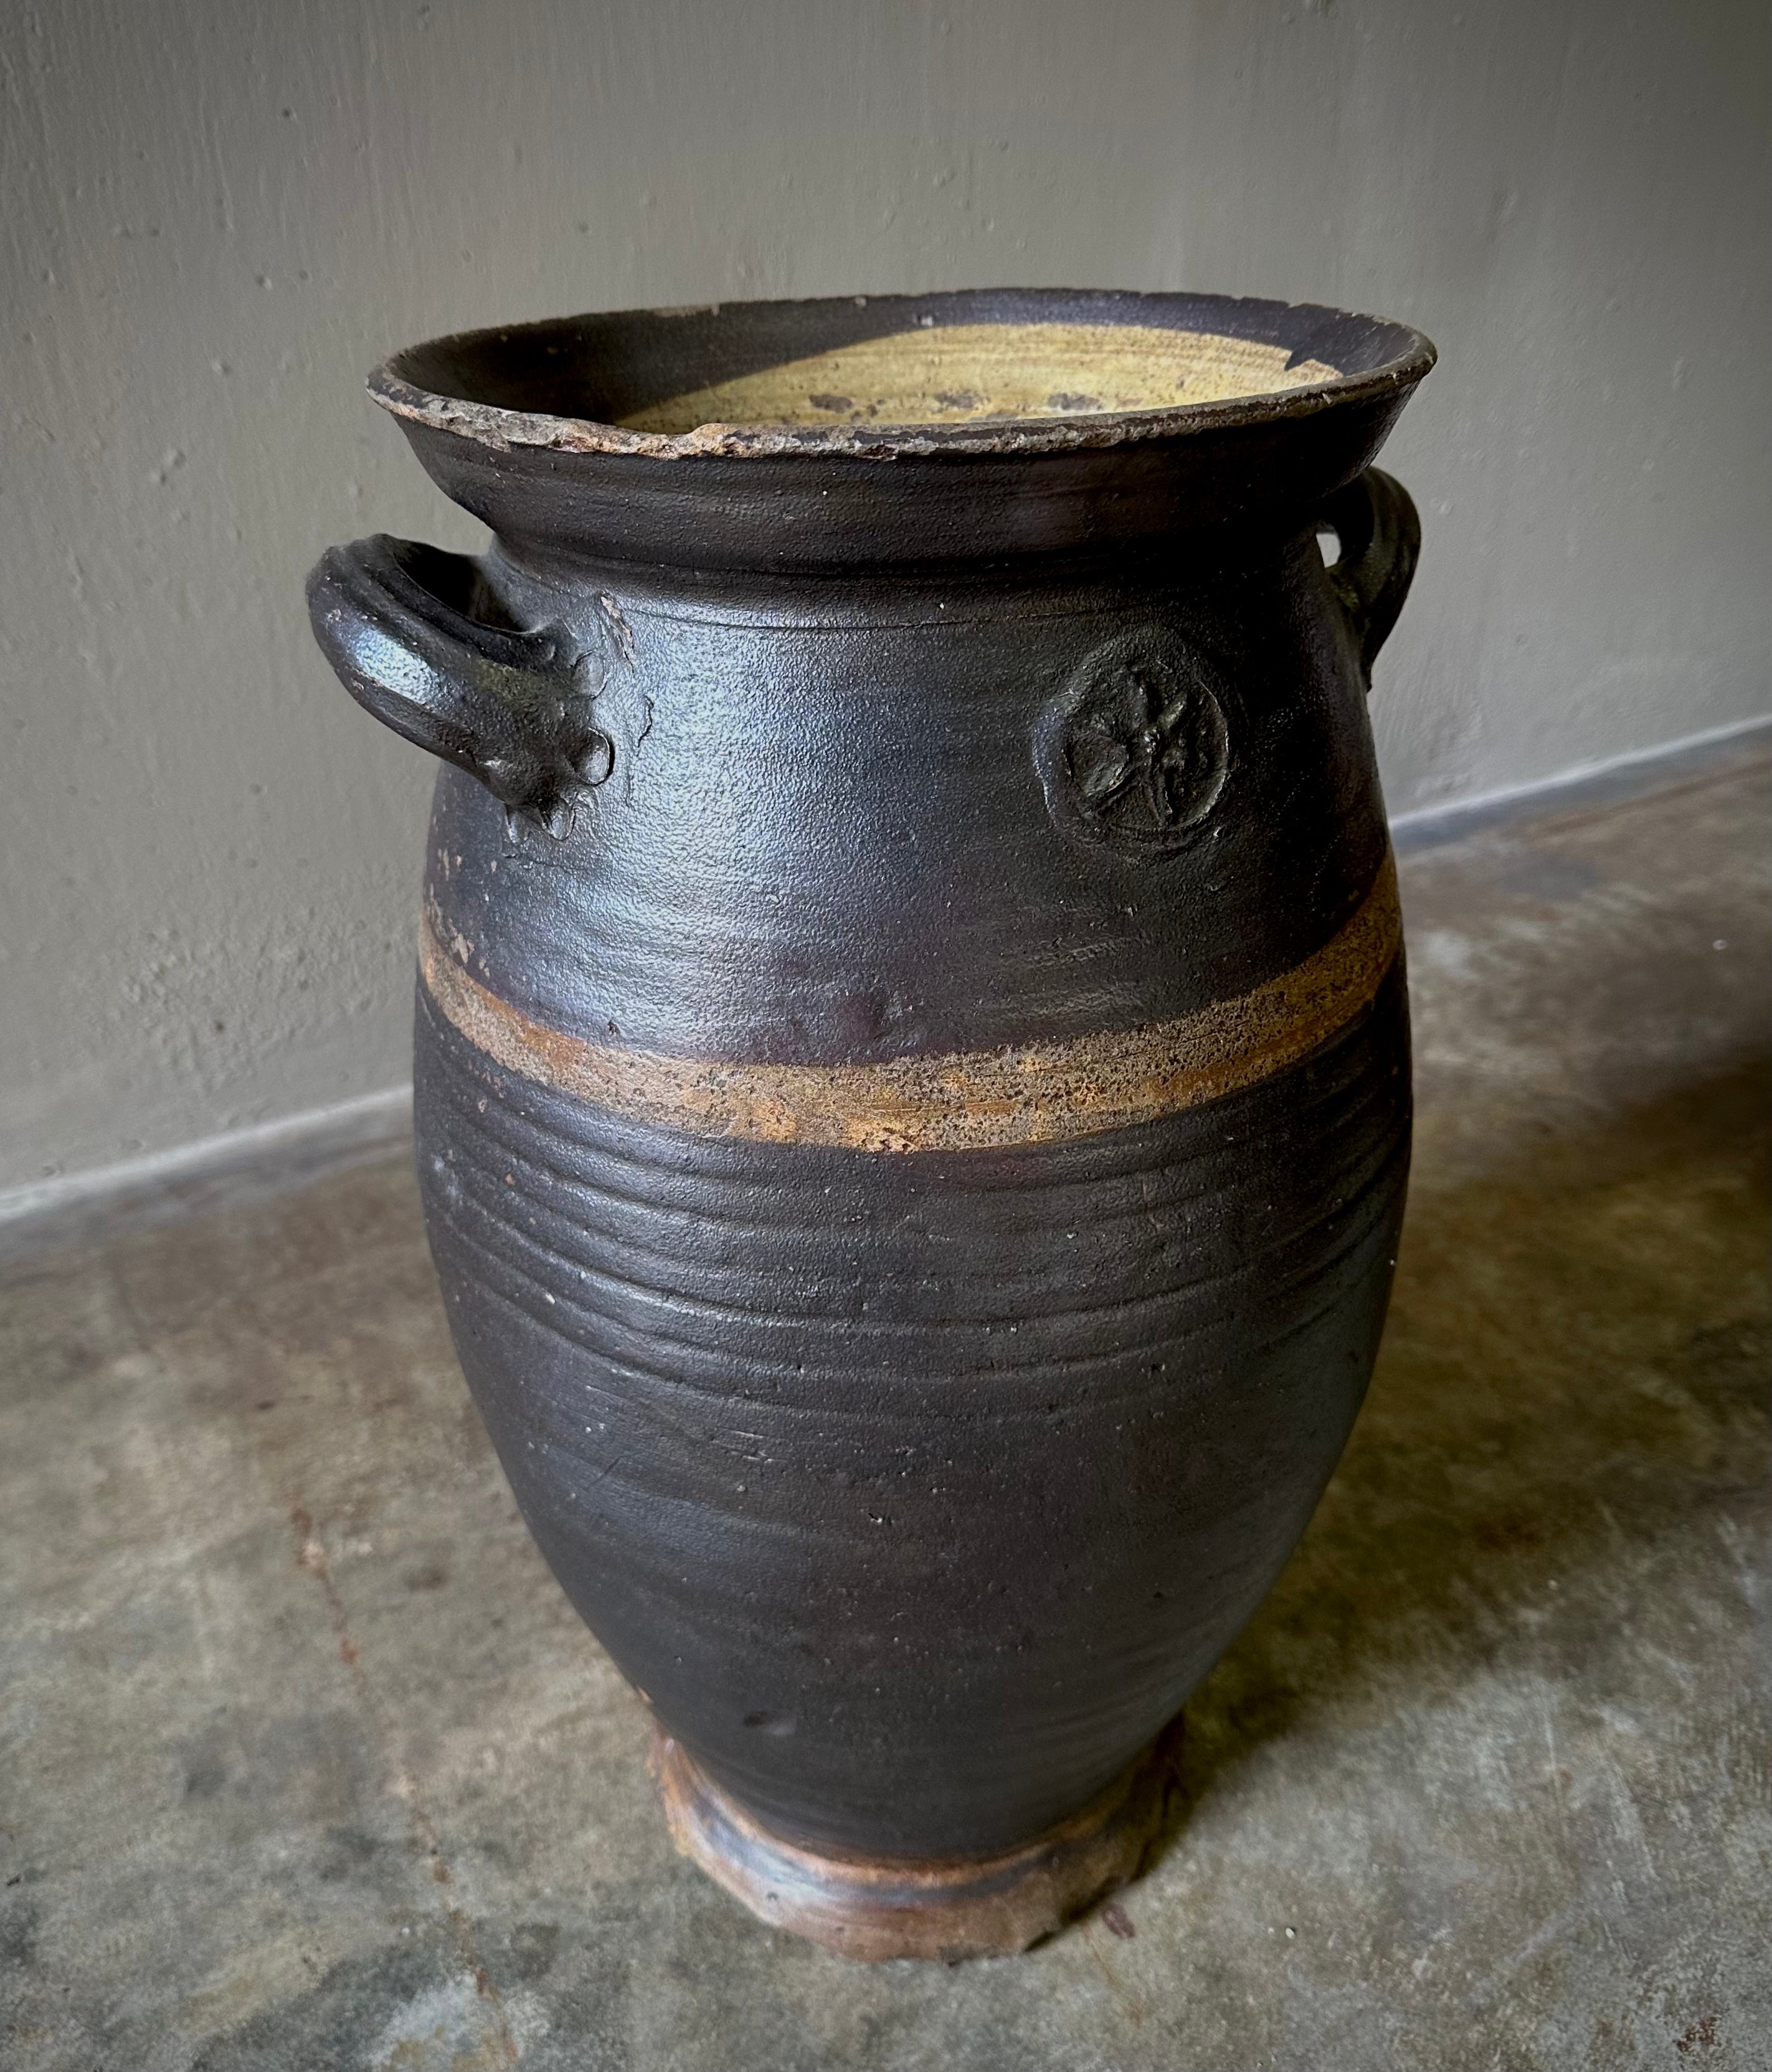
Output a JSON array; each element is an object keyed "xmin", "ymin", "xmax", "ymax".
[{"xmin": 418, "ymin": 854, "xmax": 1401, "ymax": 1153}]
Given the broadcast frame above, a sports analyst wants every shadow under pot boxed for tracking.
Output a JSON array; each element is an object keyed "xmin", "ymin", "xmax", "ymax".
[{"xmin": 306, "ymin": 287, "xmax": 1433, "ymax": 1962}]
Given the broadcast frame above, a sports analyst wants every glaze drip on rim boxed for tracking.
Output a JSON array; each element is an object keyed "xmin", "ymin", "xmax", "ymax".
[{"xmin": 369, "ymin": 288, "xmax": 1436, "ymax": 461}]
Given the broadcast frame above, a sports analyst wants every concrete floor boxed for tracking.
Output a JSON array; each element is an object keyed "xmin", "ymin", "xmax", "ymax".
[{"xmin": 2, "ymin": 742, "xmax": 1767, "ymax": 2072}]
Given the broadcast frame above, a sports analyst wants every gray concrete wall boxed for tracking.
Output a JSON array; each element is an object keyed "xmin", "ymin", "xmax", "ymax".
[{"xmin": 3, "ymin": 0, "xmax": 1766, "ymax": 1198}]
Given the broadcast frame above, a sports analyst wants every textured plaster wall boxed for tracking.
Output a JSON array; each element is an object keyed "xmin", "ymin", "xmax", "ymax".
[{"xmin": 2, "ymin": 0, "xmax": 1767, "ymax": 1194}]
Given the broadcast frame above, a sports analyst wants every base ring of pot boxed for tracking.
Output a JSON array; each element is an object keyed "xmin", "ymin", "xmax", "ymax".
[{"xmin": 648, "ymin": 1716, "xmax": 1184, "ymax": 1962}]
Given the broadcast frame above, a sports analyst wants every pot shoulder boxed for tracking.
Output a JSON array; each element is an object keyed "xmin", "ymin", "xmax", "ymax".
[{"xmin": 420, "ymin": 539, "xmax": 1386, "ymax": 1069}]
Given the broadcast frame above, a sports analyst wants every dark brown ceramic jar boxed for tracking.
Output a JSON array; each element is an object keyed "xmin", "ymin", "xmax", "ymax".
[{"xmin": 308, "ymin": 289, "xmax": 1433, "ymax": 1960}]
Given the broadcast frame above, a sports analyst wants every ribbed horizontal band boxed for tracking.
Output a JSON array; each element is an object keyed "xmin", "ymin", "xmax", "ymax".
[{"xmin": 418, "ymin": 855, "xmax": 1400, "ymax": 1153}]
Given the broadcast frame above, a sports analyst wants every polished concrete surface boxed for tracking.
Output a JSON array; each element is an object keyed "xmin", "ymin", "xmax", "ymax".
[{"xmin": 3, "ymin": 744, "xmax": 1767, "ymax": 2071}]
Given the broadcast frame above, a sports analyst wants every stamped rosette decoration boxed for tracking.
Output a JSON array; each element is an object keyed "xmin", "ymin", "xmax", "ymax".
[{"xmin": 1038, "ymin": 632, "xmax": 1231, "ymax": 854}]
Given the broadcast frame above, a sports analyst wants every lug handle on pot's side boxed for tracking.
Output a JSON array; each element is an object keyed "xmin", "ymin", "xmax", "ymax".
[
  {"xmin": 305, "ymin": 535, "xmax": 614, "ymax": 838},
  {"xmin": 1317, "ymin": 468, "xmax": 1421, "ymax": 688}
]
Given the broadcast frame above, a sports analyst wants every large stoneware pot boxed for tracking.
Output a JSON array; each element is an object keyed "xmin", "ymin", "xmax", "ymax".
[{"xmin": 307, "ymin": 290, "xmax": 1434, "ymax": 1961}]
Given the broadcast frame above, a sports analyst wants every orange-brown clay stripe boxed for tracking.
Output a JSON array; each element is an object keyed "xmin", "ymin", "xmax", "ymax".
[{"xmin": 419, "ymin": 856, "xmax": 1400, "ymax": 1153}]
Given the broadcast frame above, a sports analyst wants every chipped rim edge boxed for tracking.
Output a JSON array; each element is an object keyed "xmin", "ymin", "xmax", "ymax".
[{"xmin": 367, "ymin": 291, "xmax": 1438, "ymax": 461}]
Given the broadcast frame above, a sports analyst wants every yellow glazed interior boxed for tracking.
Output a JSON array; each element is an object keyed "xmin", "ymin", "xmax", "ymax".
[{"xmin": 617, "ymin": 321, "xmax": 1342, "ymax": 432}]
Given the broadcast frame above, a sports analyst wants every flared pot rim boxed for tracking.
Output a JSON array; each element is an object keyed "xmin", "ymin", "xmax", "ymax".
[{"xmin": 369, "ymin": 286, "xmax": 1436, "ymax": 465}]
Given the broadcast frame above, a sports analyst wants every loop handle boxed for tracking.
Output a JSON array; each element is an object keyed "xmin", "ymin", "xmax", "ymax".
[
  {"xmin": 305, "ymin": 536, "xmax": 612, "ymax": 837},
  {"xmin": 1317, "ymin": 468, "xmax": 1421, "ymax": 688}
]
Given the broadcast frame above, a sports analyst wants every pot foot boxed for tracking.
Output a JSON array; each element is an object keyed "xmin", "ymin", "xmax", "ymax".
[{"xmin": 648, "ymin": 1716, "xmax": 1184, "ymax": 1962}]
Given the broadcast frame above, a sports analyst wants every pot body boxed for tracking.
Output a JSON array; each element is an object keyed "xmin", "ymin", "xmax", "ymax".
[
  {"xmin": 308, "ymin": 289, "xmax": 1428, "ymax": 1873},
  {"xmin": 410, "ymin": 537, "xmax": 1408, "ymax": 1861}
]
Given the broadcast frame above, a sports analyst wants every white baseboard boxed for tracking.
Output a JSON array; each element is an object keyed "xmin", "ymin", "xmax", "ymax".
[
  {"xmin": 1389, "ymin": 710, "xmax": 1772, "ymax": 850},
  {"xmin": 2, "ymin": 711, "xmax": 1766, "ymax": 1263},
  {"xmin": 0, "ymin": 1085, "xmax": 412, "ymax": 1265}
]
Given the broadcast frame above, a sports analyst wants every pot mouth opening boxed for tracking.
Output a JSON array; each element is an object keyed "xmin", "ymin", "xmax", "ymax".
[
  {"xmin": 372, "ymin": 289, "xmax": 1434, "ymax": 461},
  {"xmin": 614, "ymin": 321, "xmax": 1342, "ymax": 433}
]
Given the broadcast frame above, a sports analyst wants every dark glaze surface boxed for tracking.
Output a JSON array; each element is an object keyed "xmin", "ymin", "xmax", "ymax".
[
  {"xmin": 424, "ymin": 538, "xmax": 1386, "ymax": 1065},
  {"xmin": 397, "ymin": 397, "xmax": 1410, "ymax": 573},
  {"xmin": 415, "ymin": 964, "xmax": 1410, "ymax": 1858}
]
